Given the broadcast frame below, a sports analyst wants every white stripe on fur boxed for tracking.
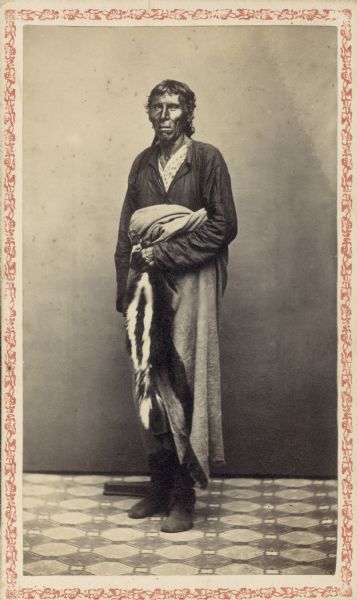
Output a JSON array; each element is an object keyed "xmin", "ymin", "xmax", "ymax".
[
  {"xmin": 126, "ymin": 273, "xmax": 153, "ymax": 372},
  {"xmin": 126, "ymin": 273, "xmax": 165, "ymax": 430},
  {"xmin": 126, "ymin": 277, "xmax": 142, "ymax": 371},
  {"xmin": 140, "ymin": 272, "xmax": 153, "ymax": 367},
  {"xmin": 139, "ymin": 397, "xmax": 151, "ymax": 429}
]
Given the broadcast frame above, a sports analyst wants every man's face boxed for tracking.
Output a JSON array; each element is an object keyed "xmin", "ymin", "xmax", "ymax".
[{"xmin": 148, "ymin": 92, "xmax": 186, "ymax": 143}]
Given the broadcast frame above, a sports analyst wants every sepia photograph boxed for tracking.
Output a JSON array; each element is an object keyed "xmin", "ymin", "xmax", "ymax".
[{"xmin": 1, "ymin": 2, "xmax": 356, "ymax": 599}]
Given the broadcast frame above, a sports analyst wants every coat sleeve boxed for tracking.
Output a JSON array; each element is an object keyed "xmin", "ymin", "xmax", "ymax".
[
  {"xmin": 114, "ymin": 163, "xmax": 136, "ymax": 313},
  {"xmin": 152, "ymin": 148, "xmax": 237, "ymax": 271}
]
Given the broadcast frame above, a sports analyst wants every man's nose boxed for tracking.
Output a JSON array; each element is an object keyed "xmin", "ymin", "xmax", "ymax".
[{"xmin": 159, "ymin": 105, "xmax": 169, "ymax": 120}]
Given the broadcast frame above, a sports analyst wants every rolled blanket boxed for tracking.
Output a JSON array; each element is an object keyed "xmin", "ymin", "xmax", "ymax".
[
  {"xmin": 125, "ymin": 204, "xmax": 224, "ymax": 488},
  {"xmin": 129, "ymin": 204, "xmax": 207, "ymax": 245}
]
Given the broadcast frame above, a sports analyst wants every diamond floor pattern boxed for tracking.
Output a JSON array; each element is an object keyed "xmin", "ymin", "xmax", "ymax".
[{"xmin": 23, "ymin": 474, "xmax": 337, "ymax": 576}]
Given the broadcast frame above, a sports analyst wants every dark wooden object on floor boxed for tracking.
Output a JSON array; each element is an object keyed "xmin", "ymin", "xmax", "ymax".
[{"xmin": 103, "ymin": 481, "xmax": 150, "ymax": 497}]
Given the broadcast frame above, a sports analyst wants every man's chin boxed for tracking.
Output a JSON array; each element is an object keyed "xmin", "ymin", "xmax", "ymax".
[
  {"xmin": 157, "ymin": 131, "xmax": 174, "ymax": 141},
  {"xmin": 156, "ymin": 129, "xmax": 184, "ymax": 144}
]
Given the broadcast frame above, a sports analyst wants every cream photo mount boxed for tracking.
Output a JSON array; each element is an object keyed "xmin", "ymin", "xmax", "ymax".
[{"xmin": 1, "ymin": 1, "xmax": 355, "ymax": 599}]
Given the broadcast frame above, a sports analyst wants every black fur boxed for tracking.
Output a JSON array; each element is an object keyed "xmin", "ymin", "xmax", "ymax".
[{"xmin": 125, "ymin": 268, "xmax": 193, "ymax": 435}]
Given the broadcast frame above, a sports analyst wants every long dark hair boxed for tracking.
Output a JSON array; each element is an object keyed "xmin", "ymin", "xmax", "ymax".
[{"xmin": 146, "ymin": 79, "xmax": 196, "ymax": 138}]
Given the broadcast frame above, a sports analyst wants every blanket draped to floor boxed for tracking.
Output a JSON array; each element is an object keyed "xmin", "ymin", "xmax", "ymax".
[{"xmin": 125, "ymin": 204, "xmax": 225, "ymax": 488}]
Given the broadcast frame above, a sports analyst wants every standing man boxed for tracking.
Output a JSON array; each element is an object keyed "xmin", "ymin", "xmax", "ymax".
[{"xmin": 115, "ymin": 80, "xmax": 237, "ymax": 533}]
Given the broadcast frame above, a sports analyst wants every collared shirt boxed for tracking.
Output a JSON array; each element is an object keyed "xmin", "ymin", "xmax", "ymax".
[{"xmin": 158, "ymin": 141, "xmax": 191, "ymax": 192}]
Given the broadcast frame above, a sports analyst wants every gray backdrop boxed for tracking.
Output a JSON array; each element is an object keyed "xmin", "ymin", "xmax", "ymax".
[{"xmin": 23, "ymin": 25, "xmax": 337, "ymax": 476}]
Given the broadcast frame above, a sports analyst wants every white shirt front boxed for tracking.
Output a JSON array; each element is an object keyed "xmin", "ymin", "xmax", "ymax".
[{"xmin": 158, "ymin": 142, "xmax": 190, "ymax": 192}]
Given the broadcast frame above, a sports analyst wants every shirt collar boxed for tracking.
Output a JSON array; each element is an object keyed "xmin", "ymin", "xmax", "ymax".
[{"xmin": 148, "ymin": 136, "xmax": 193, "ymax": 168}]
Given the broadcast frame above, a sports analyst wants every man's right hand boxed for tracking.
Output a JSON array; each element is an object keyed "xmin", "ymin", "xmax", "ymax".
[{"xmin": 130, "ymin": 246, "xmax": 154, "ymax": 271}]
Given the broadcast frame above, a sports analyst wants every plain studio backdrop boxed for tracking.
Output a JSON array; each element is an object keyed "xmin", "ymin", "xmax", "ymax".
[{"xmin": 23, "ymin": 25, "xmax": 337, "ymax": 477}]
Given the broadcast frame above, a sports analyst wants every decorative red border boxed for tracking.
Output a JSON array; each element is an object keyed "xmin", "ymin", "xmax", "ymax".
[{"xmin": 2, "ymin": 6, "xmax": 353, "ymax": 599}]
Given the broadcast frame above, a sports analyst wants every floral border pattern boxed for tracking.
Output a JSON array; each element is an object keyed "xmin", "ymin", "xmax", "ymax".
[{"xmin": 2, "ymin": 6, "xmax": 353, "ymax": 599}]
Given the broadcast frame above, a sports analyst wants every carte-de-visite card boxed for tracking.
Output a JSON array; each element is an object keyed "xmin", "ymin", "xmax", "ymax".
[{"xmin": 1, "ymin": 1, "xmax": 356, "ymax": 599}]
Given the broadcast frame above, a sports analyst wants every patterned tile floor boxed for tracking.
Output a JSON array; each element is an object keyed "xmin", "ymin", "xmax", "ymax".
[{"xmin": 23, "ymin": 474, "xmax": 337, "ymax": 576}]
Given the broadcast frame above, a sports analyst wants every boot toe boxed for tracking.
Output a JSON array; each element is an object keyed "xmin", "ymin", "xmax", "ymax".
[
  {"xmin": 160, "ymin": 508, "xmax": 193, "ymax": 533},
  {"xmin": 128, "ymin": 496, "xmax": 168, "ymax": 519},
  {"xmin": 128, "ymin": 499, "xmax": 150, "ymax": 519}
]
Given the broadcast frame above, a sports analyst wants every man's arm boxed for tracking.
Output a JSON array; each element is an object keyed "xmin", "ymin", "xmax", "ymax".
[
  {"xmin": 152, "ymin": 148, "xmax": 237, "ymax": 271},
  {"xmin": 114, "ymin": 166, "xmax": 136, "ymax": 313}
]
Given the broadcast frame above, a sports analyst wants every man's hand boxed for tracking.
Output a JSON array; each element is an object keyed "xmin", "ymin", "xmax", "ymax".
[{"xmin": 130, "ymin": 246, "xmax": 155, "ymax": 271}]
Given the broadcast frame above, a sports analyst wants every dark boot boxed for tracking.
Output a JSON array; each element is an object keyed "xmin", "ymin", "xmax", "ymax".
[
  {"xmin": 128, "ymin": 449, "xmax": 177, "ymax": 519},
  {"xmin": 161, "ymin": 464, "xmax": 196, "ymax": 533}
]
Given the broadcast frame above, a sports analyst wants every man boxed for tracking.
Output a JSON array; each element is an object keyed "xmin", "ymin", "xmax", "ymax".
[{"xmin": 114, "ymin": 79, "xmax": 237, "ymax": 533}]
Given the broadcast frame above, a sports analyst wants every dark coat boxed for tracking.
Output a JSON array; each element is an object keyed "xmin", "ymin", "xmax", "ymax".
[{"xmin": 114, "ymin": 140, "xmax": 238, "ymax": 312}]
